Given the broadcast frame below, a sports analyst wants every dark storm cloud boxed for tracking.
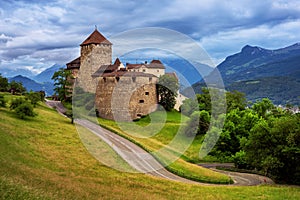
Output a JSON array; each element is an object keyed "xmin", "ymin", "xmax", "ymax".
[{"xmin": 0, "ymin": 0, "xmax": 300, "ymax": 73}]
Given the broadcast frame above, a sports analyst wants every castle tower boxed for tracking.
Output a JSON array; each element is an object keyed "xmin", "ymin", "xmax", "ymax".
[{"xmin": 78, "ymin": 28, "xmax": 112, "ymax": 93}]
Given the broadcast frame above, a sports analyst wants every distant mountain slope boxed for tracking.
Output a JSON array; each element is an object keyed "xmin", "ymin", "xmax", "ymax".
[
  {"xmin": 227, "ymin": 76, "xmax": 300, "ymax": 105},
  {"xmin": 207, "ymin": 43, "xmax": 300, "ymax": 85},
  {"xmin": 34, "ymin": 64, "xmax": 63, "ymax": 83},
  {"xmin": 190, "ymin": 43, "xmax": 300, "ymax": 105},
  {"xmin": 163, "ymin": 59, "xmax": 213, "ymax": 85},
  {"xmin": 9, "ymin": 75, "xmax": 54, "ymax": 96}
]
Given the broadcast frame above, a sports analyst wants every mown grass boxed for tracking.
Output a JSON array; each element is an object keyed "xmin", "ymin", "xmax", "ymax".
[
  {"xmin": 0, "ymin": 93, "xmax": 299, "ymax": 199},
  {"xmin": 97, "ymin": 111, "xmax": 231, "ymax": 184}
]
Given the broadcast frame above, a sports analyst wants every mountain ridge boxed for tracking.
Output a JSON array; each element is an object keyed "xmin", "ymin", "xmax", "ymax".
[
  {"xmin": 9, "ymin": 75, "xmax": 54, "ymax": 96},
  {"xmin": 189, "ymin": 43, "xmax": 300, "ymax": 105}
]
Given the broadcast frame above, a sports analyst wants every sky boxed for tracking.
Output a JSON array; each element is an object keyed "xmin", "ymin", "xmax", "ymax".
[{"xmin": 1, "ymin": 0, "xmax": 300, "ymax": 75}]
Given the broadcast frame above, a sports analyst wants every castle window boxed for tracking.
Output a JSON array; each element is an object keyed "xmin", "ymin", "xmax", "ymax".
[
  {"xmin": 116, "ymin": 77, "xmax": 120, "ymax": 82},
  {"xmin": 137, "ymin": 114, "xmax": 142, "ymax": 117},
  {"xmin": 145, "ymin": 92, "xmax": 149, "ymax": 95},
  {"xmin": 103, "ymin": 77, "xmax": 106, "ymax": 82},
  {"xmin": 143, "ymin": 69, "xmax": 146, "ymax": 72},
  {"xmin": 132, "ymin": 77, "xmax": 136, "ymax": 82},
  {"xmin": 139, "ymin": 100, "xmax": 144, "ymax": 103},
  {"xmin": 149, "ymin": 77, "xmax": 152, "ymax": 82}
]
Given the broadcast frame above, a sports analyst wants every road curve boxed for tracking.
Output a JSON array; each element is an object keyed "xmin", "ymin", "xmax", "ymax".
[
  {"xmin": 75, "ymin": 119, "xmax": 200, "ymax": 184},
  {"xmin": 45, "ymin": 100, "xmax": 274, "ymax": 186}
]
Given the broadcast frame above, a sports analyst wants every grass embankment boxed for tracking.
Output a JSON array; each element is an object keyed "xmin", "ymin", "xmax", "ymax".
[
  {"xmin": 0, "ymin": 93, "xmax": 299, "ymax": 199},
  {"xmin": 97, "ymin": 111, "xmax": 225, "ymax": 184}
]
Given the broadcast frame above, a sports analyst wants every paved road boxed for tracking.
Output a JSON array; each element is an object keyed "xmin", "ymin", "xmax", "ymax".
[
  {"xmin": 199, "ymin": 163, "xmax": 274, "ymax": 186},
  {"xmin": 75, "ymin": 119, "xmax": 199, "ymax": 184},
  {"xmin": 45, "ymin": 100, "xmax": 274, "ymax": 186},
  {"xmin": 45, "ymin": 100, "xmax": 67, "ymax": 115}
]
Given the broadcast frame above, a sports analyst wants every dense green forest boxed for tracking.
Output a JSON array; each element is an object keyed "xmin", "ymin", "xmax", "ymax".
[{"xmin": 181, "ymin": 88, "xmax": 300, "ymax": 185}]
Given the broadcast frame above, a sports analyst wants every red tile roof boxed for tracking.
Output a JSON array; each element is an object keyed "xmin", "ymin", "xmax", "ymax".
[
  {"xmin": 126, "ymin": 63, "xmax": 143, "ymax": 70},
  {"xmin": 150, "ymin": 59, "xmax": 162, "ymax": 64},
  {"xmin": 92, "ymin": 58, "xmax": 121, "ymax": 77},
  {"xmin": 126, "ymin": 60, "xmax": 165, "ymax": 70},
  {"xmin": 66, "ymin": 57, "xmax": 80, "ymax": 69},
  {"xmin": 114, "ymin": 58, "xmax": 121, "ymax": 65},
  {"xmin": 148, "ymin": 59, "xmax": 165, "ymax": 69},
  {"xmin": 80, "ymin": 29, "xmax": 112, "ymax": 46}
]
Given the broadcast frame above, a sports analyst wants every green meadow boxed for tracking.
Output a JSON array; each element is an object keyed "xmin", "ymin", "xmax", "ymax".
[{"xmin": 0, "ymin": 93, "xmax": 299, "ymax": 199}]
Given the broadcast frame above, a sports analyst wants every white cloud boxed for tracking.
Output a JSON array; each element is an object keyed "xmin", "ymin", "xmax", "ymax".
[{"xmin": 200, "ymin": 19, "xmax": 300, "ymax": 64}]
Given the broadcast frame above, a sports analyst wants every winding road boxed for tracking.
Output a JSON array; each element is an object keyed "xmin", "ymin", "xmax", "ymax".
[{"xmin": 46, "ymin": 100, "xmax": 274, "ymax": 186}]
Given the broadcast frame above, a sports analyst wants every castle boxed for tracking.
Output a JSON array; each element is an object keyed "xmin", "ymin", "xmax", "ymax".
[{"xmin": 66, "ymin": 28, "xmax": 184, "ymax": 121}]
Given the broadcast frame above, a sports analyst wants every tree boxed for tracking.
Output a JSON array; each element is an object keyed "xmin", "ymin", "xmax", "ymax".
[
  {"xmin": 196, "ymin": 88, "xmax": 211, "ymax": 113},
  {"xmin": 252, "ymin": 98, "xmax": 274, "ymax": 119},
  {"xmin": 226, "ymin": 90, "xmax": 247, "ymax": 112},
  {"xmin": 25, "ymin": 91, "xmax": 42, "ymax": 107},
  {"xmin": 157, "ymin": 74, "xmax": 179, "ymax": 111},
  {"xmin": 211, "ymin": 108, "xmax": 260, "ymax": 159},
  {"xmin": 180, "ymin": 98, "xmax": 199, "ymax": 116},
  {"xmin": 0, "ymin": 74, "xmax": 8, "ymax": 92},
  {"xmin": 243, "ymin": 114, "xmax": 300, "ymax": 184},
  {"xmin": 52, "ymin": 68, "xmax": 73, "ymax": 102},
  {"xmin": 8, "ymin": 81, "xmax": 26, "ymax": 95}
]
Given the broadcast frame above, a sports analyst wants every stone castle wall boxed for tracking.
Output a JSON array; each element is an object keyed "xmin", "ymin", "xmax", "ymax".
[
  {"xmin": 95, "ymin": 76, "xmax": 158, "ymax": 121},
  {"xmin": 78, "ymin": 43, "xmax": 112, "ymax": 93}
]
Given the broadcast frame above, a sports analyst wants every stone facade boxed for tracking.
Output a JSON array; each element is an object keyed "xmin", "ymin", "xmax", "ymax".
[
  {"xmin": 95, "ymin": 73, "xmax": 158, "ymax": 121},
  {"xmin": 66, "ymin": 28, "xmax": 185, "ymax": 121},
  {"xmin": 78, "ymin": 43, "xmax": 112, "ymax": 93}
]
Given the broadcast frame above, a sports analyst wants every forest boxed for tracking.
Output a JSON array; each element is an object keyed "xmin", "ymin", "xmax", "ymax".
[{"xmin": 181, "ymin": 88, "xmax": 300, "ymax": 185}]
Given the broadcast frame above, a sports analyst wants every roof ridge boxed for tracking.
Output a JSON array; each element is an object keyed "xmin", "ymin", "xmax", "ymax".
[{"xmin": 80, "ymin": 29, "xmax": 112, "ymax": 46}]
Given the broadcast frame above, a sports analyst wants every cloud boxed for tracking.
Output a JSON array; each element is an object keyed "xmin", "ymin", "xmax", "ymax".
[
  {"xmin": 0, "ymin": 0, "xmax": 300, "ymax": 73},
  {"xmin": 200, "ymin": 19, "xmax": 300, "ymax": 64}
]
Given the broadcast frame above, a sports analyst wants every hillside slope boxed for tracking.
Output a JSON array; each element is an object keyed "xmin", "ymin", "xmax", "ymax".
[{"xmin": 0, "ymin": 95, "xmax": 299, "ymax": 199}]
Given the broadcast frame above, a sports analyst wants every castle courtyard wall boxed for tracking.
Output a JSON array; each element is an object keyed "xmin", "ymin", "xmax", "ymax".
[{"xmin": 95, "ymin": 76, "xmax": 158, "ymax": 121}]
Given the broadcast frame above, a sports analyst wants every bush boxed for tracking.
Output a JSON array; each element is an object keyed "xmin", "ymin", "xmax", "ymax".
[
  {"xmin": 0, "ymin": 94, "xmax": 6, "ymax": 107},
  {"xmin": 14, "ymin": 102, "xmax": 36, "ymax": 119},
  {"xmin": 10, "ymin": 98, "xmax": 26, "ymax": 110},
  {"xmin": 25, "ymin": 92, "xmax": 42, "ymax": 107},
  {"xmin": 232, "ymin": 150, "xmax": 248, "ymax": 169}
]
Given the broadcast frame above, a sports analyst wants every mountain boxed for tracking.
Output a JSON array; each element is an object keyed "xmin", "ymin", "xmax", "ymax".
[
  {"xmin": 190, "ymin": 43, "xmax": 300, "ymax": 105},
  {"xmin": 163, "ymin": 58, "xmax": 213, "ymax": 85},
  {"xmin": 9, "ymin": 75, "xmax": 54, "ymax": 96},
  {"xmin": 206, "ymin": 43, "xmax": 300, "ymax": 85},
  {"xmin": 0, "ymin": 68, "xmax": 36, "ymax": 79},
  {"xmin": 33, "ymin": 64, "xmax": 63, "ymax": 83}
]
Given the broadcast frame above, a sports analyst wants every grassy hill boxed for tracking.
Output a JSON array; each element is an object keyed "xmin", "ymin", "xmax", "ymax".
[{"xmin": 0, "ymin": 93, "xmax": 299, "ymax": 199}]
